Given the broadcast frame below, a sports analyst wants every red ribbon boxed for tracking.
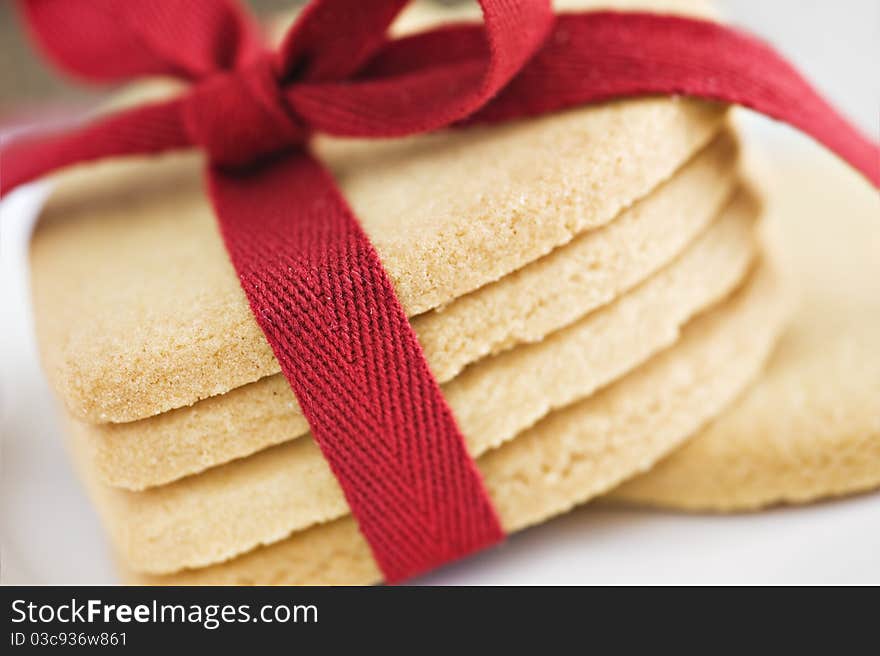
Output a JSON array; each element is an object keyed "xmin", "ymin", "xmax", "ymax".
[{"xmin": 3, "ymin": 0, "xmax": 878, "ymax": 583}]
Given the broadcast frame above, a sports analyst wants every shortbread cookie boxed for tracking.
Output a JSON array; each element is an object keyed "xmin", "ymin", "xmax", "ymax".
[
  {"xmin": 610, "ymin": 147, "xmax": 880, "ymax": 510},
  {"xmin": 71, "ymin": 192, "xmax": 764, "ymax": 575},
  {"xmin": 125, "ymin": 252, "xmax": 790, "ymax": 584},
  {"xmin": 89, "ymin": 134, "xmax": 739, "ymax": 491},
  {"xmin": 32, "ymin": 94, "xmax": 725, "ymax": 423}
]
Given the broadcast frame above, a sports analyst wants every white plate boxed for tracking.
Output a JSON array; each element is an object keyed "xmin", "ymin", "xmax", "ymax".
[{"xmin": 2, "ymin": 124, "xmax": 879, "ymax": 585}]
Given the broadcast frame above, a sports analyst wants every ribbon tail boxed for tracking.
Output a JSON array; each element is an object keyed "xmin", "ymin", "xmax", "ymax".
[
  {"xmin": 1, "ymin": 98, "xmax": 189, "ymax": 196},
  {"xmin": 465, "ymin": 11, "xmax": 879, "ymax": 188},
  {"xmin": 207, "ymin": 151, "xmax": 505, "ymax": 583}
]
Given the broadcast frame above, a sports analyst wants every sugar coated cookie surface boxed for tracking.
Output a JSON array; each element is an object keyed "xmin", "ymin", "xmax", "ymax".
[
  {"xmin": 32, "ymin": 96, "xmax": 724, "ymax": 423},
  {"xmin": 610, "ymin": 145, "xmax": 880, "ymax": 510},
  {"xmin": 88, "ymin": 133, "xmax": 739, "ymax": 491}
]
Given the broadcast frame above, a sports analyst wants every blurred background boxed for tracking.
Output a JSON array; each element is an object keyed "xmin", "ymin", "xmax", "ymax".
[{"xmin": 0, "ymin": 0, "xmax": 877, "ymax": 138}]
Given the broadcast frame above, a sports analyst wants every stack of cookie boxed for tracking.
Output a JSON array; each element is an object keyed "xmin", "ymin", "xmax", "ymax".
[{"xmin": 29, "ymin": 0, "xmax": 793, "ymax": 584}]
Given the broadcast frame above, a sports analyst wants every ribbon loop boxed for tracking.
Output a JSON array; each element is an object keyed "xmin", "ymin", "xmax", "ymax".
[
  {"xmin": 287, "ymin": 0, "xmax": 556, "ymax": 139},
  {"xmin": 278, "ymin": 0, "xmax": 409, "ymax": 82},
  {"xmin": 19, "ymin": 0, "xmax": 264, "ymax": 82},
  {"xmin": 183, "ymin": 53, "xmax": 309, "ymax": 167}
]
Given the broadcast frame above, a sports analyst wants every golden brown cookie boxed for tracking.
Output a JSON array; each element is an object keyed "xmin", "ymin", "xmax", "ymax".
[
  {"xmin": 610, "ymin": 145, "xmax": 880, "ymax": 510},
  {"xmin": 88, "ymin": 133, "xmax": 739, "ymax": 491},
  {"xmin": 32, "ymin": 97, "xmax": 725, "ymax": 423}
]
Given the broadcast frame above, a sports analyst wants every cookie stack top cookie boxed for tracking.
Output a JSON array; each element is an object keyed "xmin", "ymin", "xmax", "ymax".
[{"xmin": 31, "ymin": 0, "xmax": 725, "ymax": 424}]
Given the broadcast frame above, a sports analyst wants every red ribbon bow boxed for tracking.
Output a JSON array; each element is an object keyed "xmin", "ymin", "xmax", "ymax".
[{"xmin": 3, "ymin": 0, "xmax": 878, "ymax": 583}]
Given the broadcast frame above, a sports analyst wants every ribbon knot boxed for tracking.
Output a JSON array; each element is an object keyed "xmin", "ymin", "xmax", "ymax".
[{"xmin": 183, "ymin": 53, "xmax": 309, "ymax": 168}]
